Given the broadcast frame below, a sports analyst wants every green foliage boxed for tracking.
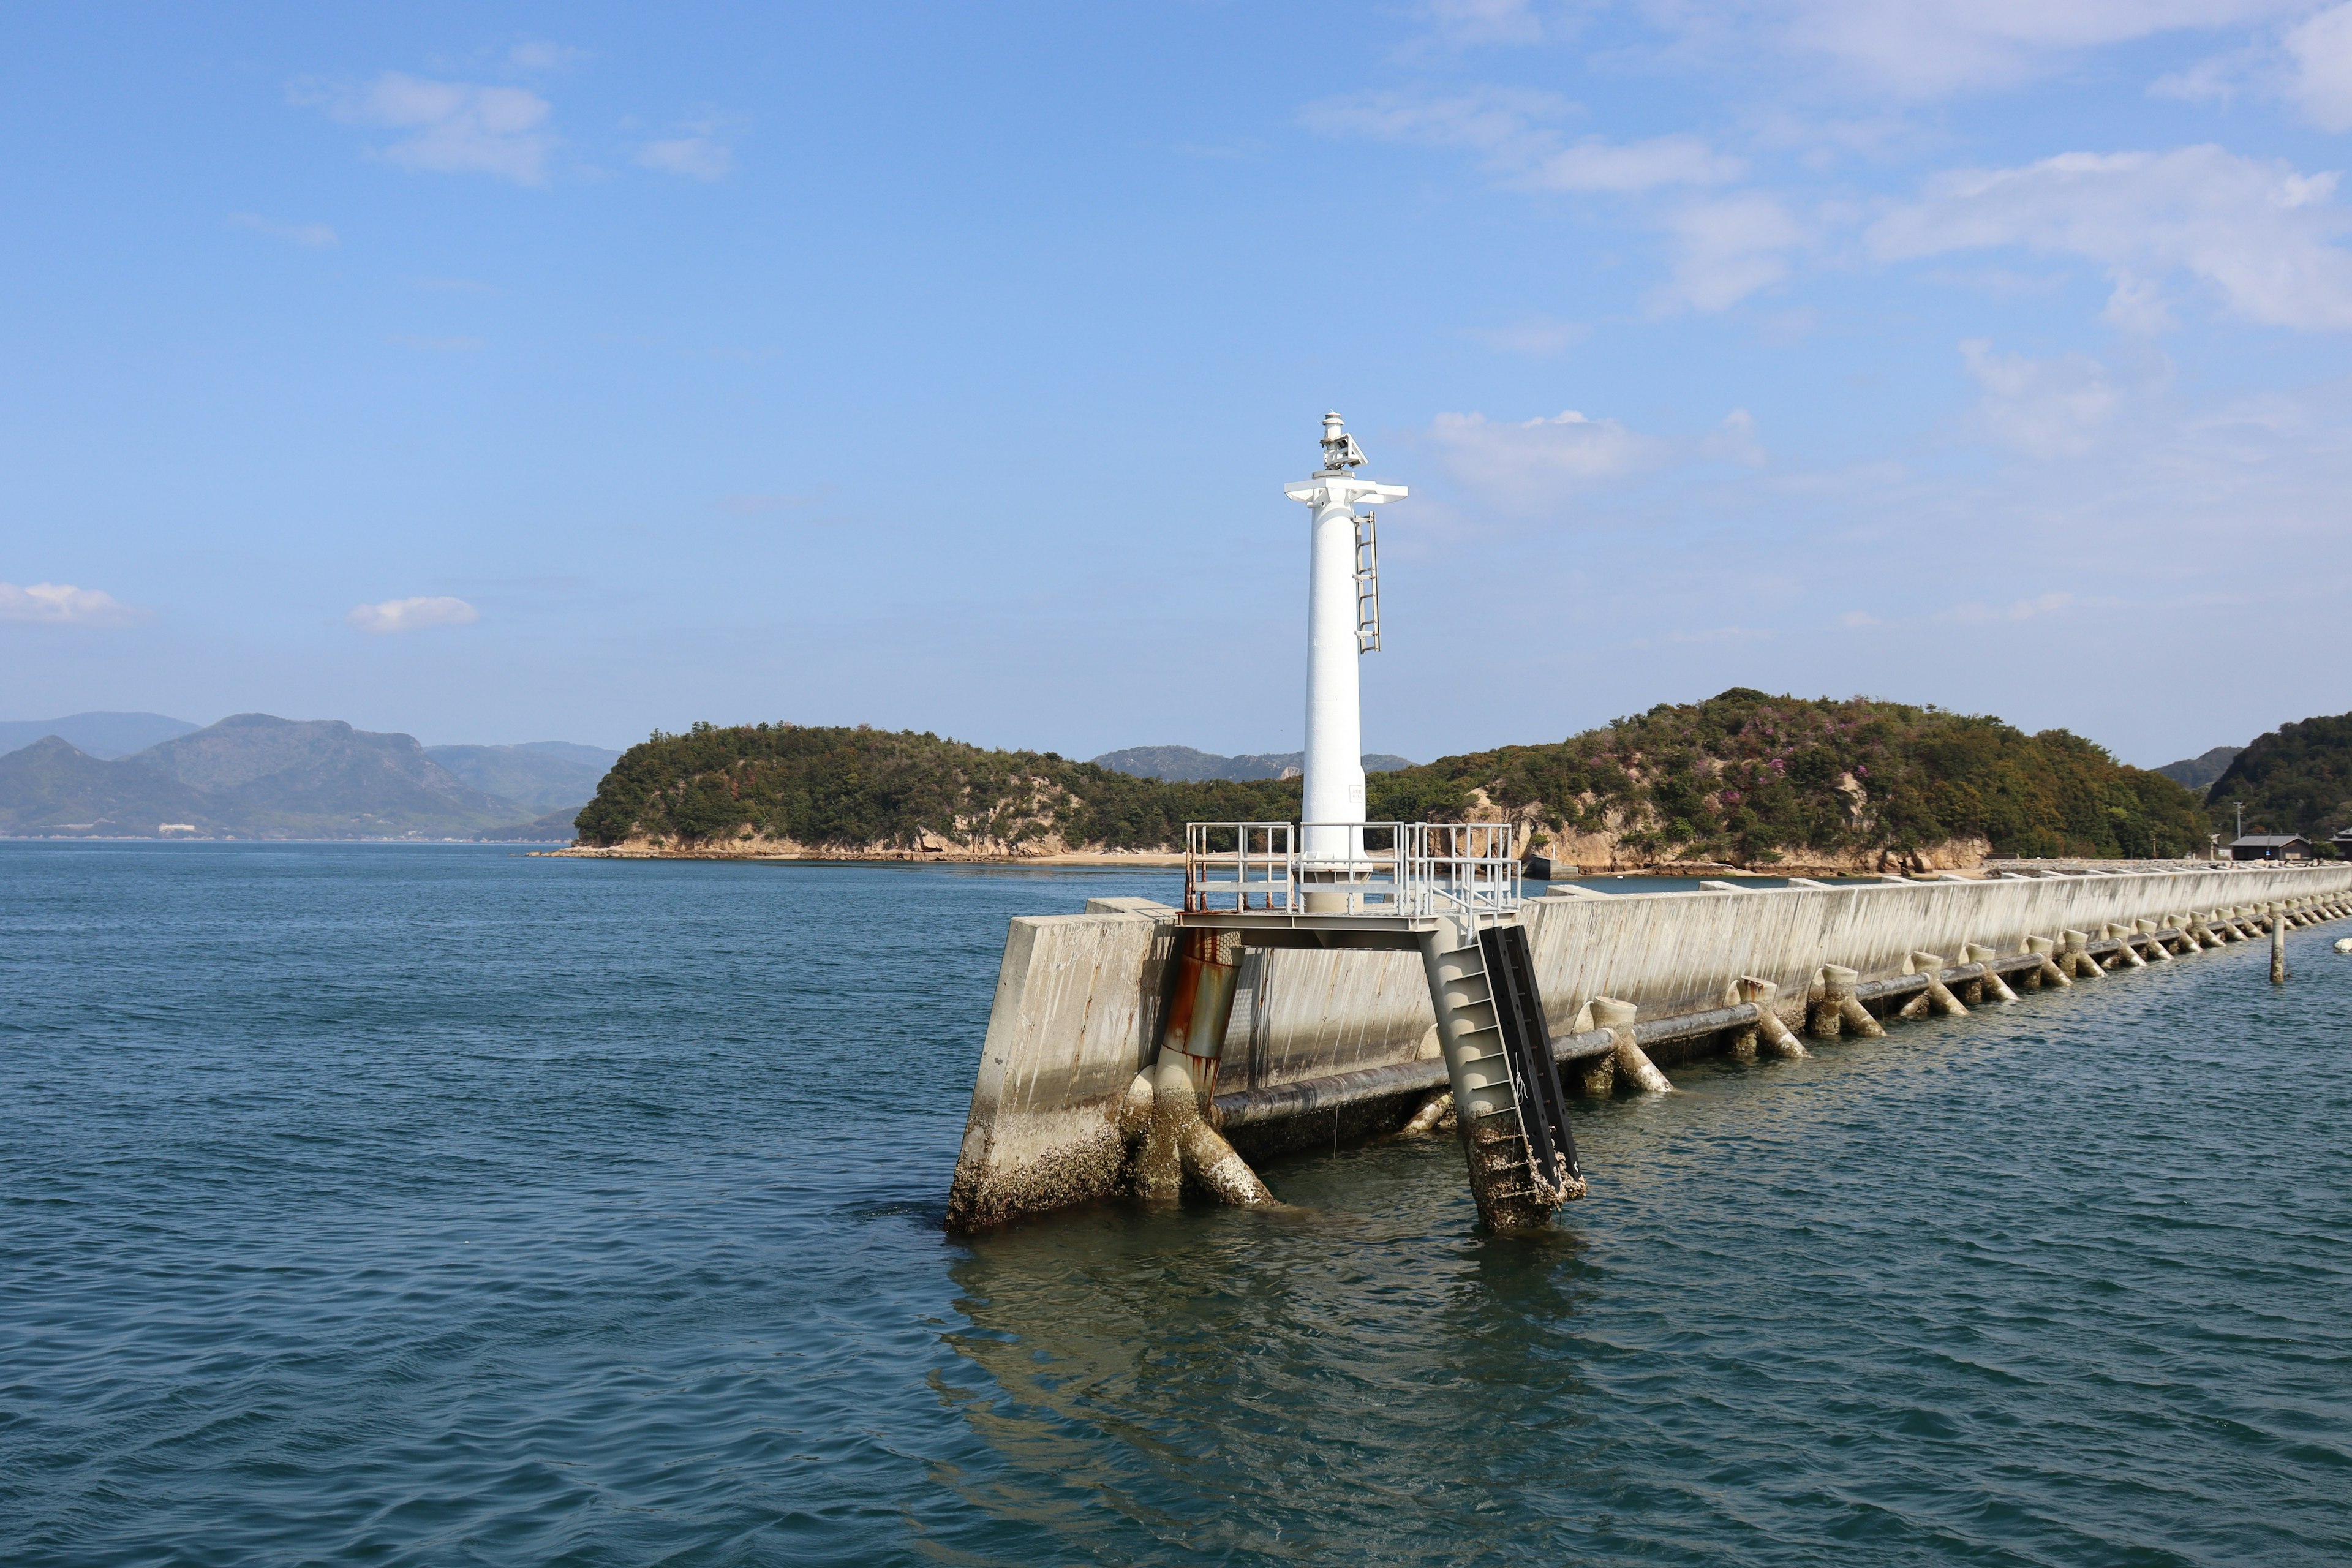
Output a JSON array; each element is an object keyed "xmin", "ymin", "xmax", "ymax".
[
  {"xmin": 575, "ymin": 693, "xmax": 2209, "ymax": 861},
  {"xmin": 1394, "ymin": 688, "xmax": 2204, "ymax": 862},
  {"xmin": 2204, "ymin": 712, "xmax": 2352, "ymax": 839},
  {"xmin": 574, "ymin": 722, "xmax": 1297, "ymax": 850}
]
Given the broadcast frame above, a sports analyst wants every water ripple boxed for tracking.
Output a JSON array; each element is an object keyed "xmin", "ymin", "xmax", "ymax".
[{"xmin": 1, "ymin": 844, "xmax": 2347, "ymax": 1565}]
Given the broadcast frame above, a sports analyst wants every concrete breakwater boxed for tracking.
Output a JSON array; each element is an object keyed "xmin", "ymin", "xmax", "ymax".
[{"xmin": 946, "ymin": 865, "xmax": 2352, "ymax": 1228}]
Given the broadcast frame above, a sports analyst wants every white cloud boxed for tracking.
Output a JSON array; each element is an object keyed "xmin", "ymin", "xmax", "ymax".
[
  {"xmin": 1961, "ymin": 341, "xmax": 2124, "ymax": 456},
  {"xmin": 299, "ymin": 72, "xmax": 556, "ymax": 186},
  {"xmin": 228, "ymin": 213, "xmax": 338, "ymax": 248},
  {"xmin": 1419, "ymin": 0, "xmax": 1548, "ymax": 47},
  {"xmin": 1300, "ymin": 86, "xmax": 1572, "ymax": 160},
  {"xmin": 1302, "ymin": 89, "xmax": 1735, "ymax": 194},
  {"xmin": 0, "ymin": 581, "xmax": 146, "ymax": 625},
  {"xmin": 1701, "ymin": 409, "xmax": 1770, "ymax": 465},
  {"xmin": 2154, "ymin": 5, "xmax": 2352, "ymax": 128},
  {"xmin": 1423, "ymin": 409, "xmax": 1672, "ymax": 507},
  {"xmin": 1523, "ymin": 134, "xmax": 1744, "ymax": 193},
  {"xmin": 1869, "ymin": 146, "xmax": 2352, "ymax": 330},
  {"xmin": 2285, "ymin": 2, "xmax": 2352, "ymax": 128},
  {"xmin": 637, "ymin": 136, "xmax": 733, "ymax": 181},
  {"xmin": 1654, "ymin": 194, "xmax": 1809, "ymax": 311},
  {"xmin": 508, "ymin": 40, "xmax": 589, "ymax": 72},
  {"xmin": 347, "ymin": 595, "xmax": 480, "ymax": 634},
  {"xmin": 1763, "ymin": 1, "xmax": 2303, "ymax": 98}
]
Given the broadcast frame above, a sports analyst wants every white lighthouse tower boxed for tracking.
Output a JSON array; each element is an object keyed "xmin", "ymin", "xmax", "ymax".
[{"xmin": 1285, "ymin": 413, "xmax": 1406, "ymax": 872}]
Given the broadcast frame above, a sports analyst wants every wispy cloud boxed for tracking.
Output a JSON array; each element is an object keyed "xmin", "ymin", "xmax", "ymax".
[
  {"xmin": 296, "ymin": 72, "xmax": 556, "ymax": 186},
  {"xmin": 0, "ymin": 581, "xmax": 147, "ymax": 625},
  {"xmin": 1961, "ymin": 340, "xmax": 2124, "ymax": 456},
  {"xmin": 1417, "ymin": 0, "xmax": 1550, "ymax": 48},
  {"xmin": 1526, "ymin": 134, "xmax": 1744, "ymax": 194},
  {"xmin": 1422, "ymin": 409, "xmax": 1673, "ymax": 509},
  {"xmin": 1869, "ymin": 146, "xmax": 2352, "ymax": 331},
  {"xmin": 638, "ymin": 137, "xmax": 731, "ymax": 181},
  {"xmin": 1303, "ymin": 88, "xmax": 1738, "ymax": 195},
  {"xmin": 1654, "ymin": 194, "xmax": 1809, "ymax": 311},
  {"xmin": 347, "ymin": 595, "xmax": 480, "ymax": 634},
  {"xmin": 637, "ymin": 115, "xmax": 738, "ymax": 181},
  {"xmin": 508, "ymin": 40, "xmax": 589, "ymax": 72},
  {"xmin": 2156, "ymin": 3, "xmax": 2352, "ymax": 129},
  {"xmin": 228, "ymin": 213, "xmax": 338, "ymax": 248},
  {"xmin": 1709, "ymin": 0, "xmax": 2303, "ymax": 99}
]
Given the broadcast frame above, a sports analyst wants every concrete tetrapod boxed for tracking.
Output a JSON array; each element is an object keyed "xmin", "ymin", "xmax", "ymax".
[
  {"xmin": 1395, "ymin": 1091, "xmax": 1454, "ymax": 1138},
  {"xmin": 2100, "ymin": 924, "xmax": 2148, "ymax": 969},
  {"xmin": 1727, "ymin": 976, "xmax": 1809, "ymax": 1061},
  {"xmin": 2022, "ymin": 935, "xmax": 2072, "ymax": 987},
  {"xmin": 1806, "ymin": 965, "xmax": 1886, "ymax": 1038},
  {"xmin": 1961, "ymin": 943, "xmax": 2021, "ymax": 1002},
  {"xmin": 2057, "ymin": 930, "xmax": 2106, "ymax": 979},
  {"xmin": 1897, "ymin": 952, "xmax": 1969, "ymax": 1019},
  {"xmin": 1596, "ymin": 997, "xmax": 1673, "ymax": 1093}
]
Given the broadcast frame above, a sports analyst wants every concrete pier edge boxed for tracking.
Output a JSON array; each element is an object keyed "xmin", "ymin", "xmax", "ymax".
[{"xmin": 944, "ymin": 865, "xmax": 2352, "ymax": 1229}]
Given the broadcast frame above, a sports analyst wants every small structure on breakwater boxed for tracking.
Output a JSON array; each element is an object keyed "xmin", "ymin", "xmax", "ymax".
[{"xmin": 942, "ymin": 415, "xmax": 2352, "ymax": 1234}]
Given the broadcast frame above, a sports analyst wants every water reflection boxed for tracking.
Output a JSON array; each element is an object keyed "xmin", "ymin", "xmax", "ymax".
[{"xmin": 940, "ymin": 1142, "xmax": 1607, "ymax": 1562}]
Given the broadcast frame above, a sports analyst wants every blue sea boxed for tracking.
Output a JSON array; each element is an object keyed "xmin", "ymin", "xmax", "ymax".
[{"xmin": 4, "ymin": 842, "xmax": 2347, "ymax": 1566}]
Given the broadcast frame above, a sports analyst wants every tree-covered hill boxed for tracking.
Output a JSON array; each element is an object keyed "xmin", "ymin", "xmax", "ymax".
[
  {"xmin": 573, "ymin": 692, "xmax": 2209, "ymax": 865},
  {"xmin": 573, "ymin": 722, "xmax": 1297, "ymax": 854},
  {"xmin": 2203, "ymin": 713, "xmax": 2352, "ymax": 840}
]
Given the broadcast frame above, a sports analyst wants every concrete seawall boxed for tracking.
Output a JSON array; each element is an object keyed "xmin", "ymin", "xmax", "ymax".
[{"xmin": 946, "ymin": 866, "xmax": 2352, "ymax": 1227}]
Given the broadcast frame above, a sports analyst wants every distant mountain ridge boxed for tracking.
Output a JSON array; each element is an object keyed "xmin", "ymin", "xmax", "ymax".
[
  {"xmin": 2156, "ymin": 746, "xmax": 2243, "ymax": 791},
  {"xmin": 0, "ymin": 711, "xmax": 199, "ymax": 759},
  {"xmin": 1090, "ymin": 744, "xmax": 1416, "ymax": 782},
  {"xmin": 425, "ymin": 742, "xmax": 620, "ymax": 812},
  {"xmin": 0, "ymin": 714, "xmax": 605, "ymax": 839}
]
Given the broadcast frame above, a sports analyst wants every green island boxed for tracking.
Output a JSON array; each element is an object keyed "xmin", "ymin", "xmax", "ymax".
[{"xmin": 574, "ymin": 688, "xmax": 2232, "ymax": 868}]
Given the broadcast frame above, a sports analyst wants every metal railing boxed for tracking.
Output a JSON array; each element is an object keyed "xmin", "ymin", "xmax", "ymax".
[{"xmin": 1183, "ymin": 820, "xmax": 1520, "ymax": 919}]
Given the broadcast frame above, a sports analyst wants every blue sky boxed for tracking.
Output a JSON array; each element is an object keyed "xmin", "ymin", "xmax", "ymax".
[{"xmin": 4, "ymin": 2, "xmax": 2349, "ymax": 766}]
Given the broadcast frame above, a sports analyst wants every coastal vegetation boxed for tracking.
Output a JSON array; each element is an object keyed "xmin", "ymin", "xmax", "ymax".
[
  {"xmin": 2202, "ymin": 712, "xmax": 2352, "ymax": 843},
  {"xmin": 573, "ymin": 691, "xmax": 2209, "ymax": 866}
]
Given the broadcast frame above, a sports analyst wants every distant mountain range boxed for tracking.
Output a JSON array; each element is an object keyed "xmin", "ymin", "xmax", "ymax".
[
  {"xmin": 0, "ymin": 711, "xmax": 200, "ymax": 758},
  {"xmin": 2155, "ymin": 745, "xmax": 2244, "ymax": 792},
  {"xmin": 423, "ymin": 741, "xmax": 617, "ymax": 812},
  {"xmin": 0, "ymin": 714, "xmax": 619, "ymax": 839},
  {"xmin": 1090, "ymin": 745, "xmax": 1416, "ymax": 782}
]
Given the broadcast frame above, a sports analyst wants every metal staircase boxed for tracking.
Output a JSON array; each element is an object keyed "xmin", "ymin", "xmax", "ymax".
[
  {"xmin": 1479, "ymin": 922, "xmax": 1580, "ymax": 1202},
  {"xmin": 1421, "ymin": 916, "xmax": 1582, "ymax": 1228}
]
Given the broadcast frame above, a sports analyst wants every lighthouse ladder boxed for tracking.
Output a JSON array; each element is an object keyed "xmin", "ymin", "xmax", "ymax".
[{"xmin": 1354, "ymin": 510, "xmax": 1381, "ymax": 654}]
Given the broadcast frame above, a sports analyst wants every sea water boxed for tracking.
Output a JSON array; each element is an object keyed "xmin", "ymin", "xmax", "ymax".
[{"xmin": 2, "ymin": 843, "xmax": 2347, "ymax": 1566}]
